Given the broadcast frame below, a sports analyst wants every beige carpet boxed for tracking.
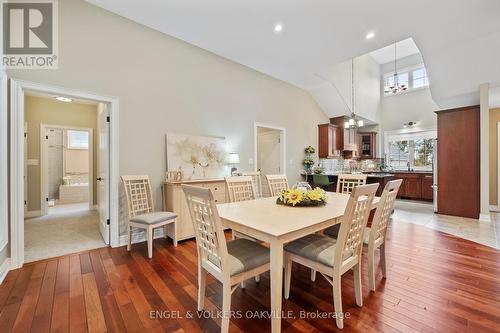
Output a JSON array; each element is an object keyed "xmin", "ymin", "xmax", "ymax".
[{"xmin": 25, "ymin": 206, "xmax": 106, "ymax": 263}]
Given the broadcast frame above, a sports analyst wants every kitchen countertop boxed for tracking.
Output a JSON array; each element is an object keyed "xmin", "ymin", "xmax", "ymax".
[{"xmin": 304, "ymin": 172, "xmax": 395, "ymax": 178}]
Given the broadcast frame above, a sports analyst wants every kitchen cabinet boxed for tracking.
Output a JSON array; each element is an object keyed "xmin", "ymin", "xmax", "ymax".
[
  {"xmin": 357, "ymin": 132, "xmax": 377, "ymax": 159},
  {"xmin": 421, "ymin": 175, "xmax": 434, "ymax": 200},
  {"xmin": 437, "ymin": 105, "xmax": 480, "ymax": 219},
  {"xmin": 318, "ymin": 124, "xmax": 341, "ymax": 158},
  {"xmin": 329, "ymin": 116, "xmax": 358, "ymax": 153},
  {"xmin": 393, "ymin": 172, "xmax": 432, "ymax": 201}
]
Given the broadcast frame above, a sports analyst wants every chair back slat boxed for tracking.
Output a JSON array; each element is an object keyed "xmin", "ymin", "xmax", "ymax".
[
  {"xmin": 336, "ymin": 183, "xmax": 378, "ymax": 265},
  {"xmin": 336, "ymin": 174, "xmax": 367, "ymax": 194},
  {"xmin": 121, "ymin": 175, "xmax": 154, "ymax": 218},
  {"xmin": 225, "ymin": 176, "xmax": 255, "ymax": 202},
  {"xmin": 369, "ymin": 179, "xmax": 402, "ymax": 245},
  {"xmin": 241, "ymin": 171, "xmax": 262, "ymax": 198},
  {"xmin": 182, "ymin": 185, "xmax": 228, "ymax": 276},
  {"xmin": 266, "ymin": 174, "xmax": 289, "ymax": 197}
]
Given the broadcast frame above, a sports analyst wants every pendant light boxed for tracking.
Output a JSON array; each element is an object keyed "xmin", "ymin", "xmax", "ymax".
[
  {"xmin": 385, "ymin": 41, "xmax": 408, "ymax": 94},
  {"xmin": 344, "ymin": 58, "xmax": 364, "ymax": 129}
]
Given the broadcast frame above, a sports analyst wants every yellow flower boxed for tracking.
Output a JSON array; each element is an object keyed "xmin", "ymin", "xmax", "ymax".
[
  {"xmin": 285, "ymin": 189, "xmax": 305, "ymax": 206},
  {"xmin": 308, "ymin": 187, "xmax": 327, "ymax": 202}
]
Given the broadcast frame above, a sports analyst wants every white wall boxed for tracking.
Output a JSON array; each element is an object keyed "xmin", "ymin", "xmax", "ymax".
[
  {"xmin": 6, "ymin": 0, "xmax": 328, "ymax": 236},
  {"xmin": 310, "ymin": 54, "xmax": 382, "ymax": 122}
]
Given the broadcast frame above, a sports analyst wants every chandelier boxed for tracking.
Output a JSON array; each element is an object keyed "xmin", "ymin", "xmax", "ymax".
[
  {"xmin": 344, "ymin": 58, "xmax": 364, "ymax": 129},
  {"xmin": 385, "ymin": 41, "xmax": 407, "ymax": 94}
]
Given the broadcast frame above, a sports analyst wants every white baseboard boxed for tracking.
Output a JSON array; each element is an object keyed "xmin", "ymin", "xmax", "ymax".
[
  {"xmin": 0, "ymin": 258, "xmax": 11, "ymax": 284},
  {"xmin": 489, "ymin": 205, "xmax": 500, "ymax": 212},
  {"xmin": 479, "ymin": 213, "xmax": 491, "ymax": 223},
  {"xmin": 25, "ymin": 210, "xmax": 41, "ymax": 218},
  {"xmin": 119, "ymin": 228, "xmax": 167, "ymax": 247}
]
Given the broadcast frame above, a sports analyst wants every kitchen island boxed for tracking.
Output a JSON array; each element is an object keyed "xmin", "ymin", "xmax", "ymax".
[
  {"xmin": 303, "ymin": 171, "xmax": 433, "ymax": 201},
  {"xmin": 303, "ymin": 172, "xmax": 395, "ymax": 196}
]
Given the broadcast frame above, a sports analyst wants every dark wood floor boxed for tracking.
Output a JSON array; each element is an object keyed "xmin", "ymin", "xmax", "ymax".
[{"xmin": 1, "ymin": 221, "xmax": 500, "ymax": 333}]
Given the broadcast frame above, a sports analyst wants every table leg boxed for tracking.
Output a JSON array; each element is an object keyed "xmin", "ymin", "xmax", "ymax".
[{"xmin": 270, "ymin": 240, "xmax": 283, "ymax": 333}]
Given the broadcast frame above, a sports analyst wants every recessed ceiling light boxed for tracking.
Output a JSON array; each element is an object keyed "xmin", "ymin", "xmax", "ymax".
[
  {"xmin": 55, "ymin": 96, "xmax": 73, "ymax": 103},
  {"xmin": 274, "ymin": 23, "xmax": 283, "ymax": 33},
  {"xmin": 366, "ymin": 32, "xmax": 375, "ymax": 39}
]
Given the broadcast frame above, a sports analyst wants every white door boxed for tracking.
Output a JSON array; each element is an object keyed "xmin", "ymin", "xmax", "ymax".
[
  {"xmin": 97, "ymin": 103, "xmax": 110, "ymax": 244},
  {"xmin": 257, "ymin": 131, "xmax": 282, "ymax": 196}
]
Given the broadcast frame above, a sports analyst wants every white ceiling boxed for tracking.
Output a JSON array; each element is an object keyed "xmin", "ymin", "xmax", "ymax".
[
  {"xmin": 86, "ymin": 0, "xmax": 500, "ymax": 117},
  {"xmin": 369, "ymin": 38, "xmax": 420, "ymax": 65}
]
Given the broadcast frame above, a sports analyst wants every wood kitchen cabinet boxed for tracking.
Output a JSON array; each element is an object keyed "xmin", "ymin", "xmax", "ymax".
[
  {"xmin": 329, "ymin": 116, "xmax": 358, "ymax": 154},
  {"xmin": 318, "ymin": 124, "xmax": 341, "ymax": 158},
  {"xmin": 393, "ymin": 172, "xmax": 432, "ymax": 201},
  {"xmin": 437, "ymin": 105, "xmax": 480, "ymax": 219},
  {"xmin": 357, "ymin": 132, "xmax": 377, "ymax": 159},
  {"xmin": 421, "ymin": 175, "xmax": 434, "ymax": 200}
]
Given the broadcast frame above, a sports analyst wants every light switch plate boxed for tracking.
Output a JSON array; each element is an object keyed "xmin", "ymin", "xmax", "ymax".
[{"xmin": 248, "ymin": 158, "xmax": 254, "ymax": 165}]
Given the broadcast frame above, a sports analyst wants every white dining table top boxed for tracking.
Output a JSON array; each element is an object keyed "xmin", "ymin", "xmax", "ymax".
[{"xmin": 217, "ymin": 192, "xmax": 380, "ymax": 239}]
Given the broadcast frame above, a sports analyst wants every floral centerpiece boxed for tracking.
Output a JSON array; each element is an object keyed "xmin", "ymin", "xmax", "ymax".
[
  {"xmin": 276, "ymin": 187, "xmax": 327, "ymax": 207},
  {"xmin": 303, "ymin": 145, "xmax": 316, "ymax": 173}
]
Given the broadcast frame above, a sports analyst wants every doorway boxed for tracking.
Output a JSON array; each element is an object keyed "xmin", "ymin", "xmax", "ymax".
[
  {"xmin": 41, "ymin": 125, "xmax": 93, "ymax": 216},
  {"xmin": 10, "ymin": 80, "xmax": 119, "ymax": 268},
  {"xmin": 254, "ymin": 123, "xmax": 286, "ymax": 197}
]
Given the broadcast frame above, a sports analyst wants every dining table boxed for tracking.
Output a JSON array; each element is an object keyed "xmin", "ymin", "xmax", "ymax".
[{"xmin": 217, "ymin": 191, "xmax": 380, "ymax": 333}]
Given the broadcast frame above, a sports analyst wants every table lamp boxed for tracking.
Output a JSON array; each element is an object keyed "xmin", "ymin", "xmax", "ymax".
[{"xmin": 227, "ymin": 153, "xmax": 240, "ymax": 176}]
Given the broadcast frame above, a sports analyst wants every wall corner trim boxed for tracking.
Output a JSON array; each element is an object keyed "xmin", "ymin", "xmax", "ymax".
[{"xmin": 0, "ymin": 258, "xmax": 11, "ymax": 284}]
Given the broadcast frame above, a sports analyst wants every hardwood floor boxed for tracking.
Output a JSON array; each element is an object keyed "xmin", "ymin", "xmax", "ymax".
[{"xmin": 1, "ymin": 221, "xmax": 500, "ymax": 333}]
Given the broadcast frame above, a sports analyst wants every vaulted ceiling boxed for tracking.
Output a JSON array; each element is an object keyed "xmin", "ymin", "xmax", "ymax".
[{"xmin": 87, "ymin": 0, "xmax": 500, "ymax": 119}]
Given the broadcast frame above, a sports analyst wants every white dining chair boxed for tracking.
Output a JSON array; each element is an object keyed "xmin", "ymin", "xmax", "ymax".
[
  {"xmin": 241, "ymin": 171, "xmax": 263, "ymax": 198},
  {"xmin": 121, "ymin": 175, "xmax": 177, "ymax": 258},
  {"xmin": 265, "ymin": 174, "xmax": 289, "ymax": 197},
  {"xmin": 182, "ymin": 184, "xmax": 270, "ymax": 333},
  {"xmin": 336, "ymin": 173, "xmax": 367, "ymax": 194},
  {"xmin": 284, "ymin": 183, "xmax": 379, "ymax": 329},
  {"xmin": 325, "ymin": 179, "xmax": 402, "ymax": 291},
  {"xmin": 225, "ymin": 176, "xmax": 261, "ymax": 286}
]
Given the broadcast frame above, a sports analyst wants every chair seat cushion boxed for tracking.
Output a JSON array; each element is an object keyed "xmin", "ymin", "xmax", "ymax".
[
  {"xmin": 130, "ymin": 211, "xmax": 177, "ymax": 225},
  {"xmin": 209, "ymin": 239, "xmax": 270, "ymax": 276},
  {"xmin": 325, "ymin": 225, "xmax": 370, "ymax": 244},
  {"xmin": 284, "ymin": 234, "xmax": 337, "ymax": 267}
]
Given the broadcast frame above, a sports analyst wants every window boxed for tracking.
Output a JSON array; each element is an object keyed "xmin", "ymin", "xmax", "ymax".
[
  {"xmin": 388, "ymin": 138, "xmax": 434, "ymax": 171},
  {"xmin": 383, "ymin": 65, "xmax": 429, "ymax": 96},
  {"xmin": 412, "ymin": 68, "xmax": 428, "ymax": 88},
  {"xmin": 67, "ymin": 130, "xmax": 89, "ymax": 149}
]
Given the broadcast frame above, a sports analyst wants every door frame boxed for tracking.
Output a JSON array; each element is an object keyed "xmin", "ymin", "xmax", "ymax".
[
  {"xmin": 253, "ymin": 122, "xmax": 286, "ymax": 174},
  {"xmin": 40, "ymin": 124, "xmax": 94, "ymax": 215},
  {"xmin": 497, "ymin": 122, "xmax": 500, "ymax": 212},
  {"xmin": 10, "ymin": 79, "xmax": 120, "ymax": 269}
]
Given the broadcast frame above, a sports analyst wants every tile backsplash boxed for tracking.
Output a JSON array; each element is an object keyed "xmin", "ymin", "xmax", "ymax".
[{"xmin": 319, "ymin": 158, "xmax": 384, "ymax": 173}]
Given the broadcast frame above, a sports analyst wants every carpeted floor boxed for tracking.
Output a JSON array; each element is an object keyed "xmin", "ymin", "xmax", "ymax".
[{"xmin": 25, "ymin": 205, "xmax": 106, "ymax": 262}]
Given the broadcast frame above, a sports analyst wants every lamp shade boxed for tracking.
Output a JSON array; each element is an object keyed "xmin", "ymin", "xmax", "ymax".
[{"xmin": 227, "ymin": 153, "xmax": 240, "ymax": 164}]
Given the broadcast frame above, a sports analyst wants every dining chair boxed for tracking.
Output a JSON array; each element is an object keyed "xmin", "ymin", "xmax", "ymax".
[
  {"xmin": 121, "ymin": 175, "xmax": 177, "ymax": 259},
  {"xmin": 225, "ymin": 176, "xmax": 255, "ymax": 203},
  {"xmin": 225, "ymin": 176, "xmax": 261, "ymax": 286},
  {"xmin": 323, "ymin": 179, "xmax": 402, "ymax": 291},
  {"xmin": 182, "ymin": 184, "xmax": 270, "ymax": 333},
  {"xmin": 336, "ymin": 173, "xmax": 367, "ymax": 194},
  {"xmin": 322, "ymin": 173, "xmax": 368, "ymax": 239},
  {"xmin": 266, "ymin": 174, "xmax": 289, "ymax": 196},
  {"xmin": 242, "ymin": 171, "xmax": 263, "ymax": 198},
  {"xmin": 284, "ymin": 183, "xmax": 379, "ymax": 329}
]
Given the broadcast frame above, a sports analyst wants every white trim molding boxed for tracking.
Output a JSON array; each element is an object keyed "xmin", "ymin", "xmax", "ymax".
[
  {"xmin": 0, "ymin": 73, "xmax": 8, "ymax": 254},
  {"xmin": 253, "ymin": 122, "xmax": 287, "ymax": 175},
  {"xmin": 119, "ymin": 227, "xmax": 166, "ymax": 247},
  {"xmin": 0, "ymin": 258, "xmax": 11, "ymax": 285},
  {"xmin": 9, "ymin": 79, "xmax": 120, "ymax": 269}
]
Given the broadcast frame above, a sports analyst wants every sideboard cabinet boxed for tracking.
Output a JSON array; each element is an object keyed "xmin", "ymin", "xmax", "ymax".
[{"xmin": 163, "ymin": 178, "xmax": 227, "ymax": 241}]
